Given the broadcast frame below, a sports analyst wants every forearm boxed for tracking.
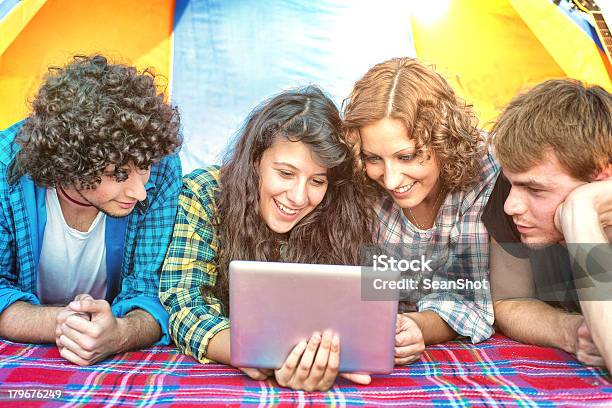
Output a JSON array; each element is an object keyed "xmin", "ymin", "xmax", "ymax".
[
  {"xmin": 562, "ymin": 205, "xmax": 607, "ymax": 244},
  {"xmin": 561, "ymin": 201, "xmax": 609, "ymax": 286},
  {"xmin": 407, "ymin": 311, "xmax": 457, "ymax": 345},
  {"xmin": 580, "ymin": 301, "xmax": 612, "ymax": 370},
  {"xmin": 494, "ymin": 299, "xmax": 582, "ymax": 354},
  {"xmin": 0, "ymin": 301, "xmax": 62, "ymax": 343},
  {"xmin": 116, "ymin": 308, "xmax": 162, "ymax": 352},
  {"xmin": 205, "ymin": 328, "xmax": 231, "ymax": 365}
]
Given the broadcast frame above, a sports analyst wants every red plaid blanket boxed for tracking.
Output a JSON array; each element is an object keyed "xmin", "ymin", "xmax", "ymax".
[{"xmin": 0, "ymin": 334, "xmax": 610, "ymax": 407}]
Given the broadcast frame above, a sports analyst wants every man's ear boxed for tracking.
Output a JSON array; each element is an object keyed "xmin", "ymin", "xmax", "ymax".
[{"xmin": 594, "ymin": 163, "xmax": 612, "ymax": 181}]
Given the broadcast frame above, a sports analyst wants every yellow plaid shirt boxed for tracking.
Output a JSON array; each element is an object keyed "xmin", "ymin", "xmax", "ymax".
[{"xmin": 159, "ymin": 165, "xmax": 230, "ymax": 363}]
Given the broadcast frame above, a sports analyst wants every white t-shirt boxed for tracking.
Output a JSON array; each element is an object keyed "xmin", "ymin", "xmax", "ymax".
[{"xmin": 37, "ymin": 188, "xmax": 108, "ymax": 305}]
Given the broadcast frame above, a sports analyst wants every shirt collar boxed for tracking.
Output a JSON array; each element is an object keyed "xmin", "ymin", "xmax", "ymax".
[{"xmin": 135, "ymin": 179, "xmax": 156, "ymax": 214}]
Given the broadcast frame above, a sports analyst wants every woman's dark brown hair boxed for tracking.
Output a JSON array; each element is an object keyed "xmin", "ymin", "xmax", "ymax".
[{"xmin": 211, "ymin": 86, "xmax": 376, "ymax": 311}]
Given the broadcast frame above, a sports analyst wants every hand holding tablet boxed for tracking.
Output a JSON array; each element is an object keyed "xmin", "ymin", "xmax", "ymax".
[
  {"xmin": 236, "ymin": 330, "xmax": 372, "ymax": 388},
  {"xmin": 274, "ymin": 331, "xmax": 370, "ymax": 390}
]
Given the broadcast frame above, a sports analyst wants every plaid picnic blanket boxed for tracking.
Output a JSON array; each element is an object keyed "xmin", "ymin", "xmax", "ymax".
[{"xmin": 0, "ymin": 334, "xmax": 610, "ymax": 407}]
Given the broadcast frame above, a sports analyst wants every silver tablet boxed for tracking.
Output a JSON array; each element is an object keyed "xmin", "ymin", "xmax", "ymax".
[{"xmin": 229, "ymin": 260, "xmax": 398, "ymax": 373}]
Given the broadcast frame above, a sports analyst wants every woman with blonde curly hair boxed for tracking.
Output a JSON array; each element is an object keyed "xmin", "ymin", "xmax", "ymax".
[{"xmin": 343, "ymin": 57, "xmax": 499, "ymax": 364}]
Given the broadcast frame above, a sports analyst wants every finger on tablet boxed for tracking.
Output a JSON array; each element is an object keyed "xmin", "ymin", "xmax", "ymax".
[
  {"xmin": 276, "ymin": 340, "xmax": 307, "ymax": 385},
  {"xmin": 311, "ymin": 330, "xmax": 332, "ymax": 380},
  {"xmin": 283, "ymin": 340, "xmax": 307, "ymax": 372},
  {"xmin": 295, "ymin": 332, "xmax": 321, "ymax": 382},
  {"xmin": 320, "ymin": 333, "xmax": 340, "ymax": 388}
]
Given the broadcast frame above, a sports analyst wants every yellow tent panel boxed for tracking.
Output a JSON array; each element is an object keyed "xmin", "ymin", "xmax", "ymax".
[
  {"xmin": 412, "ymin": 0, "xmax": 609, "ymax": 127},
  {"xmin": 0, "ymin": 0, "xmax": 174, "ymax": 129}
]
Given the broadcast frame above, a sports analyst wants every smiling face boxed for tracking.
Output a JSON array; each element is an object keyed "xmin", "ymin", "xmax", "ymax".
[
  {"xmin": 258, "ymin": 138, "xmax": 329, "ymax": 234},
  {"xmin": 503, "ymin": 151, "xmax": 586, "ymax": 247},
  {"xmin": 75, "ymin": 163, "xmax": 151, "ymax": 218},
  {"xmin": 360, "ymin": 117, "xmax": 441, "ymax": 213}
]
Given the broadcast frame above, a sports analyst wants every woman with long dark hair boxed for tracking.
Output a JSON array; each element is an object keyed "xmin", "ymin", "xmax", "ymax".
[{"xmin": 160, "ymin": 86, "xmax": 374, "ymax": 391}]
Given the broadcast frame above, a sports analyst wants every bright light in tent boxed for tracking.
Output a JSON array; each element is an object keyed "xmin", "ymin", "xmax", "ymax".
[{"xmin": 408, "ymin": 0, "xmax": 451, "ymax": 26}]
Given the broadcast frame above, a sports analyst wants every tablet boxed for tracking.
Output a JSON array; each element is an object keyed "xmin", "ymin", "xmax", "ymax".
[{"xmin": 229, "ymin": 260, "xmax": 398, "ymax": 373}]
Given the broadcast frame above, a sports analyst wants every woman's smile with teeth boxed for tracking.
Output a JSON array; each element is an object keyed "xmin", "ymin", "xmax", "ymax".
[
  {"xmin": 275, "ymin": 199, "xmax": 298, "ymax": 215},
  {"xmin": 393, "ymin": 183, "xmax": 415, "ymax": 193}
]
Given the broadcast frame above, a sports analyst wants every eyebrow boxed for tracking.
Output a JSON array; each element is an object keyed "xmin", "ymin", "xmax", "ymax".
[
  {"xmin": 504, "ymin": 173, "xmax": 551, "ymax": 189},
  {"xmin": 361, "ymin": 147, "xmax": 415, "ymax": 156},
  {"xmin": 273, "ymin": 162, "xmax": 327, "ymax": 177},
  {"xmin": 514, "ymin": 180, "xmax": 550, "ymax": 189}
]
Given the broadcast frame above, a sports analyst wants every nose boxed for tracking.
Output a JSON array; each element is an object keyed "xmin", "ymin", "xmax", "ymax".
[
  {"xmin": 383, "ymin": 161, "xmax": 403, "ymax": 190},
  {"xmin": 285, "ymin": 179, "xmax": 308, "ymax": 208},
  {"xmin": 503, "ymin": 187, "xmax": 525, "ymax": 217},
  {"xmin": 125, "ymin": 171, "xmax": 148, "ymax": 202}
]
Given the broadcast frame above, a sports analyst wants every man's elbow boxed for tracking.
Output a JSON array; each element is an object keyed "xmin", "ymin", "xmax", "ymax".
[
  {"xmin": 493, "ymin": 299, "xmax": 512, "ymax": 317},
  {"xmin": 0, "ymin": 302, "xmax": 22, "ymax": 339},
  {"xmin": 492, "ymin": 299, "xmax": 521, "ymax": 333}
]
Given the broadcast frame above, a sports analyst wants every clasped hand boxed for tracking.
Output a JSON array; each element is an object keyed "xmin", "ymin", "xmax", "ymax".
[{"xmin": 55, "ymin": 294, "xmax": 124, "ymax": 366}]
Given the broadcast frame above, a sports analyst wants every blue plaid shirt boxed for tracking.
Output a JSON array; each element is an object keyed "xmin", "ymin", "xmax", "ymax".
[
  {"xmin": 0, "ymin": 121, "xmax": 182, "ymax": 345},
  {"xmin": 375, "ymin": 152, "xmax": 499, "ymax": 343}
]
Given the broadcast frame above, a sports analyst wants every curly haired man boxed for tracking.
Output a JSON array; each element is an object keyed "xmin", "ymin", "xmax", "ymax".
[{"xmin": 0, "ymin": 55, "xmax": 182, "ymax": 365}]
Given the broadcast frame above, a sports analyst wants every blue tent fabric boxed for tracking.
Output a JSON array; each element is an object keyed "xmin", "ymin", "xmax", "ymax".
[
  {"xmin": 0, "ymin": 0, "xmax": 20, "ymax": 21},
  {"xmin": 171, "ymin": 0, "xmax": 415, "ymax": 173}
]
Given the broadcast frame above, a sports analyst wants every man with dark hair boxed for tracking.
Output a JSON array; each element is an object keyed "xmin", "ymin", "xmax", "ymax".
[
  {"xmin": 0, "ymin": 55, "xmax": 183, "ymax": 365},
  {"xmin": 482, "ymin": 78, "xmax": 612, "ymax": 371}
]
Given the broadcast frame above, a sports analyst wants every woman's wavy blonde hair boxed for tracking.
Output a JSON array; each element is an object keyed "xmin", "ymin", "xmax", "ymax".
[{"xmin": 342, "ymin": 57, "xmax": 485, "ymax": 193}]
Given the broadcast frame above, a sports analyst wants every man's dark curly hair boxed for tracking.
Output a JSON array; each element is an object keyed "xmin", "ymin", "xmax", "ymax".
[{"xmin": 12, "ymin": 55, "xmax": 182, "ymax": 188}]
